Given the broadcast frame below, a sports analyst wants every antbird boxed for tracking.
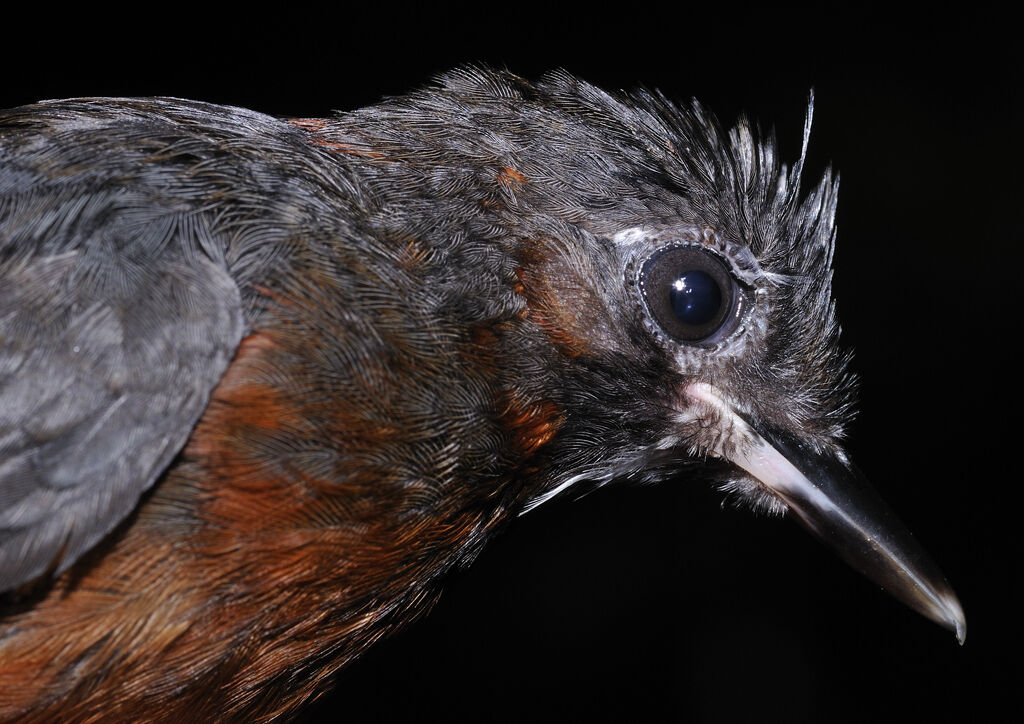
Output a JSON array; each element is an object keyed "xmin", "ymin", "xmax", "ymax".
[{"xmin": 0, "ymin": 68, "xmax": 964, "ymax": 721}]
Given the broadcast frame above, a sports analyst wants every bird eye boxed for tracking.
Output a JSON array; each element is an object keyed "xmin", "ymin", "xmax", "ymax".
[{"xmin": 639, "ymin": 246, "xmax": 742, "ymax": 344}]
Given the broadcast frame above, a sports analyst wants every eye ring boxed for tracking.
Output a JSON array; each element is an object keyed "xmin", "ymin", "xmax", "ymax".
[{"xmin": 639, "ymin": 245, "xmax": 743, "ymax": 345}]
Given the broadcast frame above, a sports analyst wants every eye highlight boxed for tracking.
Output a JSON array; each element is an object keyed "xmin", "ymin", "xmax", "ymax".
[{"xmin": 639, "ymin": 246, "xmax": 742, "ymax": 344}]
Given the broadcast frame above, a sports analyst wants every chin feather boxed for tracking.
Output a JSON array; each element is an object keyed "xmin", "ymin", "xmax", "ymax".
[{"xmin": 718, "ymin": 475, "xmax": 788, "ymax": 516}]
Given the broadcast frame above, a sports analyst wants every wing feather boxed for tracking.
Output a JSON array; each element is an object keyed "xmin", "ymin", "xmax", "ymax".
[{"xmin": 0, "ymin": 187, "xmax": 244, "ymax": 591}]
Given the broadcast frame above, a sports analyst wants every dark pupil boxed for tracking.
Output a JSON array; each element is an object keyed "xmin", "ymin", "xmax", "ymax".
[{"xmin": 669, "ymin": 270, "xmax": 722, "ymax": 325}]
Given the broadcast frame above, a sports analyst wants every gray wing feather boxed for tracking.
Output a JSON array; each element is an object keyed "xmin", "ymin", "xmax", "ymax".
[{"xmin": 0, "ymin": 185, "xmax": 244, "ymax": 592}]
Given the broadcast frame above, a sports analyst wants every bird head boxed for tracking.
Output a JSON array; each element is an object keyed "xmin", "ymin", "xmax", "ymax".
[{"xmin": 338, "ymin": 68, "xmax": 965, "ymax": 641}]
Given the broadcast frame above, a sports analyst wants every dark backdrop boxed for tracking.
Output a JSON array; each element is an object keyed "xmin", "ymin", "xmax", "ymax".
[{"xmin": 2, "ymin": 7, "xmax": 1016, "ymax": 722}]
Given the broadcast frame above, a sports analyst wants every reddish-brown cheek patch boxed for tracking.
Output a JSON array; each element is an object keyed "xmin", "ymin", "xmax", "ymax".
[
  {"xmin": 513, "ymin": 250, "xmax": 599, "ymax": 358},
  {"xmin": 500, "ymin": 392, "xmax": 563, "ymax": 460}
]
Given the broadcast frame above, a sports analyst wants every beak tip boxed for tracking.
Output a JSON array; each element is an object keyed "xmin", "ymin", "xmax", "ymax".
[
  {"xmin": 935, "ymin": 592, "xmax": 966, "ymax": 645},
  {"xmin": 951, "ymin": 605, "xmax": 967, "ymax": 646}
]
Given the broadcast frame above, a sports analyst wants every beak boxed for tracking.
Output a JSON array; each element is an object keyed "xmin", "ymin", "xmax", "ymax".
[{"xmin": 685, "ymin": 382, "xmax": 966, "ymax": 644}]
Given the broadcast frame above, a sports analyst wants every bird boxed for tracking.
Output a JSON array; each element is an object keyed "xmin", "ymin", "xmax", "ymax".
[{"xmin": 0, "ymin": 67, "xmax": 965, "ymax": 721}]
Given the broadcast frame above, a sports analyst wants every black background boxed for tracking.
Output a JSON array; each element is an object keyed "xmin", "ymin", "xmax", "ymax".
[{"xmin": 2, "ymin": 7, "xmax": 1017, "ymax": 722}]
